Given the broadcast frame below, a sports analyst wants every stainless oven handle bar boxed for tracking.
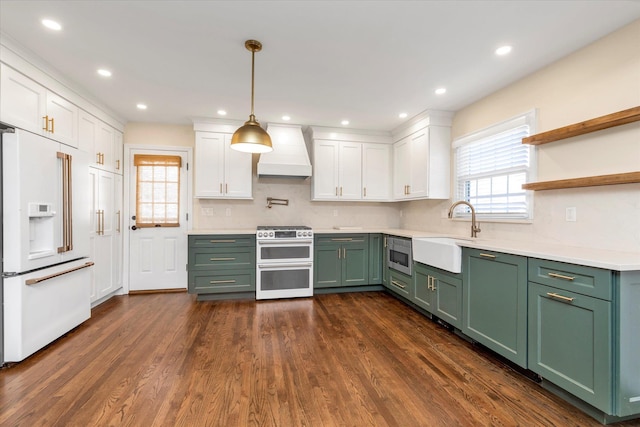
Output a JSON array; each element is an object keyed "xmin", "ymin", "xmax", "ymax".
[
  {"xmin": 257, "ymin": 239, "xmax": 313, "ymax": 245},
  {"xmin": 26, "ymin": 261, "xmax": 94, "ymax": 285},
  {"xmin": 258, "ymin": 262, "xmax": 313, "ymax": 269}
]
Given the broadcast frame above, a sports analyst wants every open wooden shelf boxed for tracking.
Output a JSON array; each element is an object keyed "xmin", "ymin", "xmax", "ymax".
[
  {"xmin": 522, "ymin": 106, "xmax": 640, "ymax": 146},
  {"xmin": 522, "ymin": 171, "xmax": 640, "ymax": 191}
]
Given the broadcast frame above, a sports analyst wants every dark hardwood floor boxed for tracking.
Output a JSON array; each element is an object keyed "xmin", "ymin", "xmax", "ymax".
[{"xmin": 1, "ymin": 291, "xmax": 637, "ymax": 426}]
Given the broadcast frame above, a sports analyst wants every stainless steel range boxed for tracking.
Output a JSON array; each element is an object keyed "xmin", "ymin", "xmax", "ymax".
[{"xmin": 256, "ymin": 226, "xmax": 313, "ymax": 300}]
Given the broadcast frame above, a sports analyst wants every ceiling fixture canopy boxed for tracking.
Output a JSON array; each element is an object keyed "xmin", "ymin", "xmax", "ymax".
[{"xmin": 231, "ymin": 39, "xmax": 273, "ymax": 153}]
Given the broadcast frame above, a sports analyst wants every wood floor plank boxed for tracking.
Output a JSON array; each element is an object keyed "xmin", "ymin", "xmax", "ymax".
[{"xmin": 2, "ymin": 291, "xmax": 638, "ymax": 426}]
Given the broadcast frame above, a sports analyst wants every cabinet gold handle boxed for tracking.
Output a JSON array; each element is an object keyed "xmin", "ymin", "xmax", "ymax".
[
  {"xmin": 546, "ymin": 292, "xmax": 575, "ymax": 302},
  {"xmin": 383, "ymin": 237, "xmax": 387, "ymax": 248},
  {"xmin": 210, "ymin": 280, "xmax": 236, "ymax": 284},
  {"xmin": 331, "ymin": 238, "xmax": 353, "ymax": 242},
  {"xmin": 116, "ymin": 159, "xmax": 120, "ymax": 170},
  {"xmin": 210, "ymin": 257, "xmax": 236, "ymax": 261},
  {"xmin": 391, "ymin": 280, "xmax": 406, "ymax": 289},
  {"xmin": 210, "ymin": 239, "xmax": 236, "ymax": 243},
  {"xmin": 363, "ymin": 187, "xmax": 367, "ymax": 197},
  {"xmin": 547, "ymin": 272, "xmax": 575, "ymax": 281},
  {"xmin": 225, "ymin": 183, "xmax": 228, "ymax": 194},
  {"xmin": 43, "ymin": 115, "xmax": 50, "ymax": 131},
  {"xmin": 220, "ymin": 183, "xmax": 223, "ymax": 193},
  {"xmin": 479, "ymin": 253, "xmax": 496, "ymax": 259},
  {"xmin": 343, "ymin": 247, "xmax": 346, "ymax": 258},
  {"xmin": 335, "ymin": 187, "xmax": 338, "ymax": 196},
  {"xmin": 431, "ymin": 276, "xmax": 436, "ymax": 291},
  {"xmin": 338, "ymin": 248, "xmax": 341, "ymax": 259},
  {"xmin": 49, "ymin": 117, "xmax": 55, "ymax": 133},
  {"xmin": 407, "ymin": 185, "xmax": 410, "ymax": 194},
  {"xmin": 116, "ymin": 210, "xmax": 121, "ymax": 233},
  {"xmin": 340, "ymin": 186, "xmax": 343, "ymax": 196}
]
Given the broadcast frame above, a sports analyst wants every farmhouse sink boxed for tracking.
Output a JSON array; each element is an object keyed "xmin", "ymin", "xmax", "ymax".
[{"xmin": 412, "ymin": 237, "xmax": 467, "ymax": 273}]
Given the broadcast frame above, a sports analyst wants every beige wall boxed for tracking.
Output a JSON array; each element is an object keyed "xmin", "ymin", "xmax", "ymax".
[{"xmin": 402, "ymin": 19, "xmax": 640, "ymax": 252}]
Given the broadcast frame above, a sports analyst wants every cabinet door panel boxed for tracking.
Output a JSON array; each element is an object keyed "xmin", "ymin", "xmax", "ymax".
[
  {"xmin": 314, "ymin": 245, "xmax": 341, "ymax": 288},
  {"xmin": 313, "ymin": 141, "xmax": 339, "ymax": 199},
  {"xmin": 224, "ymin": 134, "xmax": 252, "ymax": 198},
  {"xmin": 413, "ymin": 265, "xmax": 434, "ymax": 311},
  {"xmin": 343, "ymin": 245, "xmax": 368, "ymax": 285},
  {"xmin": 528, "ymin": 282, "xmax": 612, "ymax": 412},
  {"xmin": 46, "ymin": 92, "xmax": 78, "ymax": 147},
  {"xmin": 0, "ymin": 64, "xmax": 46, "ymax": 134},
  {"xmin": 432, "ymin": 270, "xmax": 462, "ymax": 329},
  {"xmin": 195, "ymin": 132, "xmax": 225, "ymax": 197},
  {"xmin": 393, "ymin": 137, "xmax": 410, "ymax": 199},
  {"xmin": 338, "ymin": 142, "xmax": 362, "ymax": 199},
  {"xmin": 408, "ymin": 130, "xmax": 428, "ymax": 198},
  {"xmin": 362, "ymin": 143, "xmax": 390, "ymax": 200},
  {"xmin": 463, "ymin": 249, "xmax": 528, "ymax": 367}
]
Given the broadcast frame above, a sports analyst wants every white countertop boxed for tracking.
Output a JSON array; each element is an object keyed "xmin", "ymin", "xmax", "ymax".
[{"xmin": 189, "ymin": 228, "xmax": 640, "ymax": 271}]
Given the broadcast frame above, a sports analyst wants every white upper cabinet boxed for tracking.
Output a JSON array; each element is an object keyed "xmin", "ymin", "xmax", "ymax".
[
  {"xmin": 392, "ymin": 111, "xmax": 453, "ymax": 201},
  {"xmin": 78, "ymin": 109, "xmax": 122, "ymax": 173},
  {"xmin": 312, "ymin": 140, "xmax": 362, "ymax": 200},
  {"xmin": 308, "ymin": 127, "xmax": 392, "ymax": 202},
  {"xmin": 194, "ymin": 131, "xmax": 252, "ymax": 199},
  {"xmin": 1, "ymin": 64, "xmax": 78, "ymax": 147},
  {"xmin": 362, "ymin": 143, "xmax": 391, "ymax": 201}
]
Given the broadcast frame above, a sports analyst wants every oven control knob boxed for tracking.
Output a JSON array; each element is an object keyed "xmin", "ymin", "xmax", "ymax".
[
  {"xmin": 257, "ymin": 232, "xmax": 262, "ymax": 237},
  {"xmin": 269, "ymin": 231, "xmax": 274, "ymax": 237}
]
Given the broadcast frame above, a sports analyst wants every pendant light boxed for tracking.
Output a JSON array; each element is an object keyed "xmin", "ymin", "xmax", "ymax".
[{"xmin": 230, "ymin": 40, "xmax": 273, "ymax": 153}]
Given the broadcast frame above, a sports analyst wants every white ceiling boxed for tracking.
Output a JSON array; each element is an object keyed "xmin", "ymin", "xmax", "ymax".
[{"xmin": 1, "ymin": 1, "xmax": 639, "ymax": 131}]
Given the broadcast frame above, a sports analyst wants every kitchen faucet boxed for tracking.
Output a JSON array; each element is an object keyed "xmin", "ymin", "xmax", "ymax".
[{"xmin": 448, "ymin": 201, "xmax": 481, "ymax": 238}]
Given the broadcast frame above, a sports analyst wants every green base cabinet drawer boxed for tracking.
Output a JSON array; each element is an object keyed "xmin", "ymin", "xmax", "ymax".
[
  {"xmin": 528, "ymin": 258, "xmax": 613, "ymax": 300},
  {"xmin": 190, "ymin": 247, "xmax": 255, "ymax": 270},
  {"xmin": 528, "ymin": 281, "xmax": 612, "ymax": 413},
  {"xmin": 388, "ymin": 269, "xmax": 413, "ymax": 299},
  {"xmin": 190, "ymin": 235, "xmax": 255, "ymax": 248},
  {"xmin": 189, "ymin": 269, "xmax": 256, "ymax": 294}
]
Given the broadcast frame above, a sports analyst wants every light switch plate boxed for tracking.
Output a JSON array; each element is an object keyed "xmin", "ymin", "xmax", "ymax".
[{"xmin": 565, "ymin": 207, "xmax": 577, "ymax": 222}]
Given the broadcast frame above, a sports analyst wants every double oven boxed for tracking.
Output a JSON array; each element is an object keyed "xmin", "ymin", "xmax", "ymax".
[{"xmin": 255, "ymin": 226, "xmax": 313, "ymax": 300}]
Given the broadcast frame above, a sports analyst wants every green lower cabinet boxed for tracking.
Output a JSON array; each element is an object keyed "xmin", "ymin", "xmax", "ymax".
[
  {"xmin": 462, "ymin": 248, "xmax": 528, "ymax": 368},
  {"xmin": 528, "ymin": 281, "xmax": 612, "ymax": 413},
  {"xmin": 314, "ymin": 234, "xmax": 369, "ymax": 288},
  {"xmin": 414, "ymin": 262, "xmax": 462, "ymax": 329}
]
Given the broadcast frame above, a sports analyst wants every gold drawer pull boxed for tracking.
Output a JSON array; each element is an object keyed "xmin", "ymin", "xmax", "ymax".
[
  {"xmin": 546, "ymin": 292, "xmax": 575, "ymax": 302},
  {"xmin": 331, "ymin": 238, "xmax": 353, "ymax": 241},
  {"xmin": 547, "ymin": 272, "xmax": 575, "ymax": 281},
  {"xmin": 210, "ymin": 280, "xmax": 236, "ymax": 284},
  {"xmin": 210, "ymin": 257, "xmax": 236, "ymax": 261},
  {"xmin": 479, "ymin": 253, "xmax": 496, "ymax": 258},
  {"xmin": 391, "ymin": 280, "xmax": 406, "ymax": 289},
  {"xmin": 210, "ymin": 239, "xmax": 236, "ymax": 243}
]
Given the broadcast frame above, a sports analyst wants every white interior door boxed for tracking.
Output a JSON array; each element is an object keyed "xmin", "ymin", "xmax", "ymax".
[{"xmin": 127, "ymin": 147, "xmax": 190, "ymax": 291}]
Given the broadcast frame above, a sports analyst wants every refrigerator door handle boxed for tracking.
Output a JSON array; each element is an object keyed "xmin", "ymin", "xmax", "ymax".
[
  {"xmin": 57, "ymin": 152, "xmax": 73, "ymax": 253},
  {"xmin": 25, "ymin": 261, "xmax": 94, "ymax": 285}
]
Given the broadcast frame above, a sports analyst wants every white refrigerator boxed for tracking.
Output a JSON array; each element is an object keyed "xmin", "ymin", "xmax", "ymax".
[{"xmin": 2, "ymin": 128, "xmax": 93, "ymax": 363}]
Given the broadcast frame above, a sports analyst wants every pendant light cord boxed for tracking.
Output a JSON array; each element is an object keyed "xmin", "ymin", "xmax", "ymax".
[{"xmin": 250, "ymin": 49, "xmax": 255, "ymax": 119}]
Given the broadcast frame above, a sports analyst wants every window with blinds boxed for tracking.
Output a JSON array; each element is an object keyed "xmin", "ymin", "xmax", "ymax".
[
  {"xmin": 454, "ymin": 111, "xmax": 535, "ymax": 219},
  {"xmin": 134, "ymin": 154, "xmax": 181, "ymax": 227}
]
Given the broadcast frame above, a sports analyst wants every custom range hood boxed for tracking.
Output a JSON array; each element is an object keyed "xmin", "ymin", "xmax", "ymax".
[{"xmin": 257, "ymin": 123, "xmax": 312, "ymax": 178}]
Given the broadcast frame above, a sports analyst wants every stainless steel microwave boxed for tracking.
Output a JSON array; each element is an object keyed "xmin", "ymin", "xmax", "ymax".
[{"xmin": 387, "ymin": 236, "xmax": 412, "ymax": 276}]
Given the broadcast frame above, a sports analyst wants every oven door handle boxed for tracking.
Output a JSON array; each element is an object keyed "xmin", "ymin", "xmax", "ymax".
[
  {"xmin": 258, "ymin": 262, "xmax": 313, "ymax": 269},
  {"xmin": 257, "ymin": 239, "xmax": 313, "ymax": 245}
]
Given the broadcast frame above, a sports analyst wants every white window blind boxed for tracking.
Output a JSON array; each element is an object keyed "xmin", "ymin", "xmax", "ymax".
[{"xmin": 454, "ymin": 112, "xmax": 535, "ymax": 219}]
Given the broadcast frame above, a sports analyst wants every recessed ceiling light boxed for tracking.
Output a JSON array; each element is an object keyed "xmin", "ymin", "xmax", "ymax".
[
  {"xmin": 136, "ymin": 103, "xmax": 148, "ymax": 110},
  {"xmin": 435, "ymin": 87, "xmax": 447, "ymax": 95},
  {"xmin": 398, "ymin": 112, "xmax": 408, "ymax": 119},
  {"xmin": 97, "ymin": 69, "xmax": 112, "ymax": 77},
  {"xmin": 42, "ymin": 19, "xmax": 62, "ymax": 31},
  {"xmin": 282, "ymin": 115, "xmax": 291, "ymax": 121},
  {"xmin": 217, "ymin": 110, "xmax": 227, "ymax": 116},
  {"xmin": 495, "ymin": 45, "xmax": 512, "ymax": 56},
  {"xmin": 341, "ymin": 120, "xmax": 350, "ymax": 126}
]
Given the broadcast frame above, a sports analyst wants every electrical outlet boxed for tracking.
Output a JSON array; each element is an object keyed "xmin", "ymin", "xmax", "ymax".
[
  {"xmin": 565, "ymin": 207, "xmax": 577, "ymax": 222},
  {"xmin": 201, "ymin": 207, "xmax": 214, "ymax": 216},
  {"xmin": 333, "ymin": 209, "xmax": 338, "ymax": 217},
  {"xmin": 225, "ymin": 208, "xmax": 231, "ymax": 217}
]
